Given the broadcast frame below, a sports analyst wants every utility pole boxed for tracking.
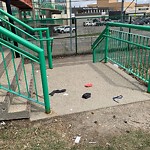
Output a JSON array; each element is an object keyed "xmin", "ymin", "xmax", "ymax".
[
  {"xmin": 135, "ymin": 0, "xmax": 137, "ymax": 15},
  {"xmin": 6, "ymin": 0, "xmax": 20, "ymax": 58},
  {"xmin": 121, "ymin": 0, "xmax": 125, "ymax": 23}
]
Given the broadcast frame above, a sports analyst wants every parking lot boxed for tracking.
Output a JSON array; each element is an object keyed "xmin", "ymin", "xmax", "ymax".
[{"xmin": 50, "ymin": 17, "xmax": 150, "ymax": 56}]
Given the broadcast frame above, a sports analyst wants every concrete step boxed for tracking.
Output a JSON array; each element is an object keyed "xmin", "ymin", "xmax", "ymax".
[
  {"xmin": 0, "ymin": 50, "xmax": 12, "ymax": 78},
  {"xmin": 0, "ymin": 100, "xmax": 30, "ymax": 121},
  {"xmin": 0, "ymin": 63, "xmax": 32, "ymax": 121},
  {"xmin": 0, "ymin": 58, "xmax": 22, "ymax": 116}
]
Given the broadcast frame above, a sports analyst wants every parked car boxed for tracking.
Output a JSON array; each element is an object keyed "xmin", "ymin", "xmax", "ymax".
[
  {"xmin": 133, "ymin": 17, "xmax": 150, "ymax": 25},
  {"xmin": 93, "ymin": 19, "xmax": 105, "ymax": 26},
  {"xmin": 57, "ymin": 25, "xmax": 76, "ymax": 33},
  {"xmin": 133, "ymin": 18, "xmax": 145, "ymax": 25},
  {"xmin": 83, "ymin": 21, "xmax": 95, "ymax": 26},
  {"xmin": 103, "ymin": 18, "xmax": 112, "ymax": 25},
  {"xmin": 143, "ymin": 17, "xmax": 150, "ymax": 24},
  {"xmin": 53, "ymin": 26, "xmax": 62, "ymax": 33}
]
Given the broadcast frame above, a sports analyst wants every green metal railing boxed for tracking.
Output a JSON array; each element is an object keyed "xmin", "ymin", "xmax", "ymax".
[
  {"xmin": 0, "ymin": 8, "xmax": 53, "ymax": 69},
  {"xmin": 0, "ymin": 26, "xmax": 50, "ymax": 113},
  {"xmin": 40, "ymin": 2, "xmax": 65, "ymax": 11},
  {"xmin": 92, "ymin": 22, "xmax": 150, "ymax": 92},
  {"xmin": 24, "ymin": 18, "xmax": 63, "ymax": 27}
]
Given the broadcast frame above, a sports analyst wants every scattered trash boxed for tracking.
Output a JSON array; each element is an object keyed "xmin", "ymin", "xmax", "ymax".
[
  {"xmin": 86, "ymin": 116, "xmax": 89, "ymax": 119},
  {"xmin": 70, "ymin": 109, "xmax": 73, "ymax": 111},
  {"xmin": 113, "ymin": 64, "xmax": 119, "ymax": 68},
  {"xmin": 36, "ymin": 70, "xmax": 38, "ymax": 73},
  {"xmin": 89, "ymin": 141, "xmax": 96, "ymax": 144},
  {"xmin": 49, "ymin": 89, "xmax": 66, "ymax": 96},
  {"xmin": 126, "ymin": 130, "xmax": 130, "ymax": 133},
  {"xmin": 47, "ymin": 76, "xmax": 49, "ymax": 78},
  {"xmin": 82, "ymin": 93, "xmax": 91, "ymax": 99},
  {"xmin": 124, "ymin": 120, "xmax": 128, "ymax": 124},
  {"xmin": 113, "ymin": 115, "xmax": 116, "ymax": 119},
  {"xmin": 54, "ymin": 119, "xmax": 58, "ymax": 122},
  {"xmin": 75, "ymin": 136, "xmax": 81, "ymax": 144},
  {"xmin": 106, "ymin": 142, "xmax": 111, "ymax": 146},
  {"xmin": 68, "ymin": 124, "xmax": 72, "ymax": 128},
  {"xmin": 94, "ymin": 121, "xmax": 98, "ymax": 124},
  {"xmin": 113, "ymin": 95, "xmax": 123, "ymax": 103},
  {"xmin": 63, "ymin": 93, "xmax": 69, "ymax": 96},
  {"xmin": 0, "ymin": 121, "xmax": 6, "ymax": 125},
  {"xmin": 130, "ymin": 120, "xmax": 141, "ymax": 124},
  {"xmin": 84, "ymin": 83, "xmax": 93, "ymax": 87},
  {"xmin": 62, "ymin": 133, "xmax": 66, "ymax": 137}
]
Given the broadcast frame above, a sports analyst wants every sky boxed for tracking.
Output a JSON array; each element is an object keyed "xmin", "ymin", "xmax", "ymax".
[{"xmin": 71, "ymin": 0, "xmax": 150, "ymax": 7}]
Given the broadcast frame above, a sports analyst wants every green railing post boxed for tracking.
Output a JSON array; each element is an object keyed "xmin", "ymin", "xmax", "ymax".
[
  {"xmin": 39, "ymin": 30, "xmax": 44, "ymax": 50},
  {"xmin": 39, "ymin": 51, "xmax": 50, "ymax": 113},
  {"xmin": 147, "ymin": 77, "xmax": 150, "ymax": 93},
  {"xmin": 104, "ymin": 25, "xmax": 109, "ymax": 63},
  {"xmin": 46, "ymin": 29, "xmax": 53, "ymax": 69},
  {"xmin": 92, "ymin": 47, "xmax": 96, "ymax": 63}
]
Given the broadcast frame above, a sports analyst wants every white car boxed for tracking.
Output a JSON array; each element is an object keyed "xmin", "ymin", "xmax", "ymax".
[
  {"xmin": 83, "ymin": 21, "xmax": 96, "ymax": 26},
  {"xmin": 53, "ymin": 26, "xmax": 62, "ymax": 33},
  {"xmin": 57, "ymin": 26, "xmax": 76, "ymax": 33}
]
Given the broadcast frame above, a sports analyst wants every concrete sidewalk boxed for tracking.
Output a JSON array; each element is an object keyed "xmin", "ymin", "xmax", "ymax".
[{"xmin": 30, "ymin": 56, "xmax": 150, "ymax": 121}]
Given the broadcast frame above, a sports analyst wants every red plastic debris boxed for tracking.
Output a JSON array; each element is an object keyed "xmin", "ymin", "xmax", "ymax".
[{"xmin": 84, "ymin": 83, "xmax": 93, "ymax": 87}]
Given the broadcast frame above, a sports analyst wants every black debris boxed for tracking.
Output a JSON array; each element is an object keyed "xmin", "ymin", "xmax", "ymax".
[
  {"xmin": 82, "ymin": 93, "xmax": 91, "ymax": 99},
  {"xmin": 113, "ymin": 95, "xmax": 123, "ymax": 103},
  {"xmin": 49, "ymin": 89, "xmax": 66, "ymax": 96}
]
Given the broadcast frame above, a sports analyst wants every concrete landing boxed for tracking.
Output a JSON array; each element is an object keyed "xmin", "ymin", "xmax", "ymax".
[{"xmin": 30, "ymin": 61, "xmax": 150, "ymax": 121}]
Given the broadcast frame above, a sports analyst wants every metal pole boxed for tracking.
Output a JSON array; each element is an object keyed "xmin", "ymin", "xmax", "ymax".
[
  {"xmin": 121, "ymin": 0, "xmax": 124, "ymax": 23},
  {"xmin": 104, "ymin": 25, "xmax": 109, "ymax": 63},
  {"xmin": 75, "ymin": 18, "xmax": 78, "ymax": 54},
  {"xmin": 135, "ymin": 0, "xmax": 137, "ymax": 15},
  {"xmin": 69, "ymin": 0, "xmax": 72, "ymax": 51},
  {"xmin": 39, "ymin": 51, "xmax": 50, "ymax": 113},
  {"xmin": 5, "ymin": 0, "xmax": 20, "ymax": 58}
]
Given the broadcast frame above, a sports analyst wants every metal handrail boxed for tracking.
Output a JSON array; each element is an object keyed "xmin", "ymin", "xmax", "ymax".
[
  {"xmin": 0, "ymin": 26, "xmax": 50, "ymax": 113},
  {"xmin": 92, "ymin": 22, "xmax": 150, "ymax": 93},
  {"xmin": 91, "ymin": 28, "xmax": 106, "ymax": 50},
  {"xmin": 0, "ymin": 8, "xmax": 53, "ymax": 69},
  {"xmin": 107, "ymin": 22, "xmax": 150, "ymax": 31}
]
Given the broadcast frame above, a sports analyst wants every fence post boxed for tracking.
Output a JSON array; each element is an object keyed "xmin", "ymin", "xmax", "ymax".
[
  {"xmin": 93, "ymin": 47, "xmax": 96, "ymax": 63},
  {"xmin": 104, "ymin": 24, "xmax": 109, "ymax": 63},
  {"xmin": 75, "ymin": 18, "xmax": 78, "ymax": 55},
  {"xmin": 39, "ymin": 30, "xmax": 44, "ymax": 50},
  {"xmin": 39, "ymin": 51, "xmax": 50, "ymax": 113},
  {"xmin": 46, "ymin": 29, "xmax": 53, "ymax": 69},
  {"xmin": 147, "ymin": 78, "xmax": 150, "ymax": 93}
]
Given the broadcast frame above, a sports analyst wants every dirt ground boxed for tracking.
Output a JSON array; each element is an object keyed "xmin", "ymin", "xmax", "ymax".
[
  {"xmin": 1, "ymin": 55, "xmax": 150, "ymax": 149},
  {"xmin": 0, "ymin": 100, "xmax": 150, "ymax": 150}
]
